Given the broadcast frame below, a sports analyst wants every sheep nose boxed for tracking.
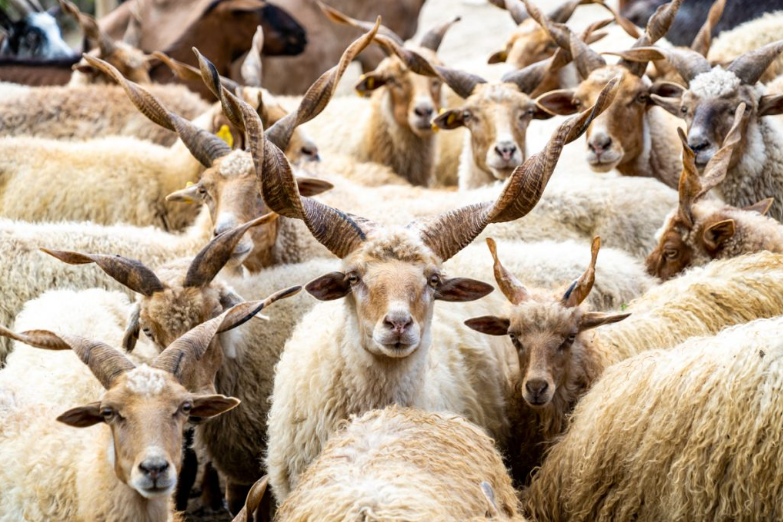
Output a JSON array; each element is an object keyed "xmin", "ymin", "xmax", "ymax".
[
  {"xmin": 384, "ymin": 312, "xmax": 412, "ymax": 334},
  {"xmin": 525, "ymin": 379, "xmax": 549, "ymax": 397},
  {"xmin": 494, "ymin": 142, "xmax": 518, "ymax": 161},
  {"xmin": 589, "ymin": 134, "xmax": 612, "ymax": 153},
  {"xmin": 300, "ymin": 144, "xmax": 320, "ymax": 162},
  {"xmin": 139, "ymin": 458, "xmax": 170, "ymax": 480},
  {"xmin": 688, "ymin": 138, "xmax": 710, "ymax": 153},
  {"xmin": 414, "ymin": 104, "xmax": 434, "ymax": 118}
]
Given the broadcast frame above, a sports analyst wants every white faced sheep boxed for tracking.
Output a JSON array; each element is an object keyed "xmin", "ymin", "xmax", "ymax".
[
  {"xmin": 533, "ymin": 0, "xmax": 686, "ymax": 189},
  {"xmin": 0, "ymin": 300, "xmax": 273, "ymax": 522},
  {"xmin": 315, "ymin": 3, "xmax": 458, "ymax": 187},
  {"xmin": 275, "ymin": 406, "xmax": 527, "ymax": 521},
  {"xmin": 41, "ymin": 217, "xmax": 338, "ymax": 515},
  {"xmin": 611, "ymin": 38, "xmax": 783, "ymax": 220},
  {"xmin": 261, "ymin": 80, "xmax": 619, "ymax": 502},
  {"xmin": 646, "ymin": 107, "xmax": 783, "ymax": 280},
  {"xmin": 465, "ymin": 237, "xmax": 629, "ymax": 485},
  {"xmin": 525, "ymin": 314, "xmax": 783, "ymax": 522}
]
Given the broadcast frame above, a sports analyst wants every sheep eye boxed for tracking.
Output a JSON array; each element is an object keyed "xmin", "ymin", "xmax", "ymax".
[
  {"xmin": 573, "ymin": 99, "xmax": 582, "ymax": 108},
  {"xmin": 429, "ymin": 274, "xmax": 441, "ymax": 288},
  {"xmin": 680, "ymin": 106, "xmax": 688, "ymax": 114},
  {"xmin": 664, "ymin": 249, "xmax": 679, "ymax": 259},
  {"xmin": 142, "ymin": 328, "xmax": 154, "ymax": 340},
  {"xmin": 198, "ymin": 186, "xmax": 207, "ymax": 195},
  {"xmin": 567, "ymin": 334, "xmax": 577, "ymax": 343},
  {"xmin": 101, "ymin": 407, "xmax": 114, "ymax": 420},
  {"xmin": 637, "ymin": 94, "xmax": 649, "ymax": 104},
  {"xmin": 180, "ymin": 402, "xmax": 192, "ymax": 415},
  {"xmin": 347, "ymin": 273, "xmax": 360, "ymax": 285},
  {"xmin": 462, "ymin": 110, "xmax": 472, "ymax": 122}
]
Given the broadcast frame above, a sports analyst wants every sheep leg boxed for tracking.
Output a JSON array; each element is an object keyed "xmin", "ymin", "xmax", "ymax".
[
  {"xmin": 174, "ymin": 428, "xmax": 198, "ymax": 511},
  {"xmin": 200, "ymin": 462, "xmax": 224, "ymax": 511},
  {"xmin": 226, "ymin": 480, "xmax": 252, "ymax": 517}
]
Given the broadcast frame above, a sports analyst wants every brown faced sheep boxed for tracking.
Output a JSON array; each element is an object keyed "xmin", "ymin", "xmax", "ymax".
[
  {"xmin": 465, "ymin": 237, "xmax": 628, "ymax": 485},
  {"xmin": 647, "ymin": 106, "xmax": 783, "ymax": 280}
]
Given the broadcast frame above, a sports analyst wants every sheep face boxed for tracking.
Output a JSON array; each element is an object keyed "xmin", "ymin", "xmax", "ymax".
[
  {"xmin": 306, "ymin": 229, "xmax": 493, "ymax": 359},
  {"xmin": 436, "ymin": 83, "xmax": 542, "ymax": 181},
  {"xmin": 76, "ymin": 43, "xmax": 152, "ymax": 84},
  {"xmin": 59, "ymin": 365, "xmax": 237, "ymax": 499},
  {"xmin": 491, "ymin": 20, "xmax": 557, "ymax": 70},
  {"xmin": 357, "ymin": 53, "xmax": 444, "ymax": 138},
  {"xmin": 538, "ymin": 66, "xmax": 663, "ymax": 173}
]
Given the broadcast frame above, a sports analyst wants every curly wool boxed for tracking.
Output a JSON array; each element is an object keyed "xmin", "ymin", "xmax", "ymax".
[
  {"xmin": 689, "ymin": 67, "xmax": 741, "ymax": 98},
  {"xmin": 591, "ymin": 252, "xmax": 783, "ymax": 364},
  {"xmin": 277, "ymin": 406, "xmax": 526, "ymax": 522},
  {"xmin": 525, "ymin": 315, "xmax": 783, "ymax": 522}
]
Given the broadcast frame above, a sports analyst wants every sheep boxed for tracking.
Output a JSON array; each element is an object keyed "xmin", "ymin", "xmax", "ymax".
[
  {"xmin": 315, "ymin": 4, "xmax": 458, "ymax": 187},
  {"xmin": 646, "ymin": 107, "xmax": 783, "ymax": 280},
  {"xmin": 0, "ymin": 299, "xmax": 275, "ymax": 522},
  {"xmin": 524, "ymin": 314, "xmax": 783, "ymax": 522},
  {"xmin": 275, "ymin": 406, "xmax": 527, "ymax": 521},
  {"xmin": 611, "ymin": 39, "xmax": 783, "ymax": 220},
  {"xmin": 40, "ymin": 218, "xmax": 340, "ymax": 514},
  {"xmin": 260, "ymin": 79, "xmax": 619, "ymax": 502},
  {"xmin": 0, "ymin": 7, "xmax": 72, "ymax": 59},
  {"xmin": 708, "ymin": 11, "xmax": 783, "ymax": 84},
  {"xmin": 464, "ymin": 237, "xmax": 630, "ymax": 485},
  {"xmin": 486, "ymin": 0, "xmax": 639, "ymax": 92},
  {"xmin": 100, "ymin": 0, "xmax": 307, "ymax": 99},
  {"xmin": 0, "ymin": 55, "xmax": 77, "ymax": 85},
  {"xmin": 534, "ymin": 0, "xmax": 685, "ymax": 189}
]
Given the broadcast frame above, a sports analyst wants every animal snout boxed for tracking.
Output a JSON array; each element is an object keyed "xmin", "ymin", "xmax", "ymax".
[
  {"xmin": 589, "ymin": 134, "xmax": 613, "ymax": 154},
  {"xmin": 688, "ymin": 137, "xmax": 710, "ymax": 153},
  {"xmin": 138, "ymin": 458, "xmax": 170, "ymax": 480},
  {"xmin": 525, "ymin": 379, "xmax": 549, "ymax": 398},
  {"xmin": 494, "ymin": 142, "xmax": 518, "ymax": 162},
  {"xmin": 300, "ymin": 143, "xmax": 320, "ymax": 162},
  {"xmin": 384, "ymin": 311, "xmax": 413, "ymax": 334},
  {"xmin": 413, "ymin": 103, "xmax": 434, "ymax": 118}
]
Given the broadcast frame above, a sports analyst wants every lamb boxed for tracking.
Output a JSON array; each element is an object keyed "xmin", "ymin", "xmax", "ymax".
[
  {"xmin": 534, "ymin": 0, "xmax": 685, "ymax": 189},
  {"xmin": 275, "ymin": 406, "xmax": 527, "ymax": 521},
  {"xmin": 261, "ymin": 80, "xmax": 619, "ymax": 502},
  {"xmin": 315, "ymin": 4, "xmax": 458, "ymax": 187},
  {"xmin": 611, "ymin": 39, "xmax": 783, "ymax": 220},
  {"xmin": 646, "ymin": 107, "xmax": 783, "ymax": 280},
  {"xmin": 524, "ymin": 314, "xmax": 783, "ymax": 521},
  {"xmin": 40, "ymin": 218, "xmax": 340, "ymax": 514},
  {"xmin": 0, "ymin": 299, "xmax": 273, "ymax": 522}
]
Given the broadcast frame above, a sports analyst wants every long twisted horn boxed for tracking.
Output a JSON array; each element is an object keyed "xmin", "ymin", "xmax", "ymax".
[
  {"xmin": 184, "ymin": 213, "xmax": 277, "ymax": 288},
  {"xmin": 487, "ymin": 0, "xmax": 529, "ymax": 25},
  {"xmin": 418, "ymin": 16, "xmax": 460, "ymax": 52},
  {"xmin": 83, "ymin": 55, "xmax": 231, "ymax": 167},
  {"xmin": 59, "ymin": 0, "xmax": 116, "ymax": 57},
  {"xmin": 318, "ymin": 1, "xmax": 404, "ymax": 45},
  {"xmin": 241, "ymin": 26, "xmax": 264, "ymax": 88},
  {"xmin": 691, "ymin": 0, "xmax": 726, "ymax": 57},
  {"xmin": 617, "ymin": 0, "xmax": 682, "ymax": 77},
  {"xmin": 0, "ymin": 326, "xmax": 133, "ymax": 389},
  {"xmin": 604, "ymin": 46, "xmax": 712, "ymax": 83},
  {"xmin": 374, "ymin": 34, "xmax": 487, "ymax": 98},
  {"xmin": 563, "ymin": 237, "xmax": 600, "ymax": 307},
  {"xmin": 728, "ymin": 40, "xmax": 783, "ymax": 86},
  {"xmin": 152, "ymin": 288, "xmax": 301, "ymax": 388},
  {"xmin": 40, "ymin": 249, "xmax": 164, "ymax": 296},
  {"xmin": 486, "ymin": 238, "xmax": 529, "ymax": 305},
  {"xmin": 413, "ymin": 78, "xmax": 620, "ymax": 262},
  {"xmin": 153, "ymin": 51, "xmax": 242, "ymax": 93}
]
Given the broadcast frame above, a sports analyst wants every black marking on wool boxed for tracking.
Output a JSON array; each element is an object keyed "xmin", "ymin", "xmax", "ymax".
[{"xmin": 562, "ymin": 280, "xmax": 578, "ymax": 303}]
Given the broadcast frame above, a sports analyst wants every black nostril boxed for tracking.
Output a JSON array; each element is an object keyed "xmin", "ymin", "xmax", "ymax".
[
  {"xmin": 525, "ymin": 380, "xmax": 549, "ymax": 396},
  {"xmin": 384, "ymin": 314, "xmax": 412, "ymax": 331},
  {"xmin": 689, "ymin": 140, "xmax": 709, "ymax": 152},
  {"xmin": 139, "ymin": 459, "xmax": 169, "ymax": 478},
  {"xmin": 414, "ymin": 106, "xmax": 434, "ymax": 117}
]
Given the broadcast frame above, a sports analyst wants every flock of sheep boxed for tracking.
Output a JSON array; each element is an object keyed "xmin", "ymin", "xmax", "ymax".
[{"xmin": 3, "ymin": 0, "xmax": 783, "ymax": 520}]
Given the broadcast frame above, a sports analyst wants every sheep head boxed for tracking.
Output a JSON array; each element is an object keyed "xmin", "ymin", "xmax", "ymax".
[
  {"xmin": 321, "ymin": 3, "xmax": 459, "ymax": 137},
  {"xmin": 0, "ymin": 303, "xmax": 272, "ymax": 498},
  {"xmin": 465, "ymin": 238, "xmax": 629, "ymax": 408},
  {"xmin": 41, "ymin": 215, "xmax": 302, "ymax": 375},
  {"xmin": 536, "ymin": 0, "xmax": 681, "ymax": 173},
  {"xmin": 249, "ymin": 74, "xmax": 619, "ymax": 359},
  {"xmin": 612, "ymin": 39, "xmax": 783, "ymax": 169},
  {"xmin": 646, "ymin": 106, "xmax": 767, "ymax": 280}
]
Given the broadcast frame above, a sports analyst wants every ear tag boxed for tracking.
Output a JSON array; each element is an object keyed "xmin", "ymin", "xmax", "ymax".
[
  {"xmin": 216, "ymin": 125, "xmax": 234, "ymax": 148},
  {"xmin": 438, "ymin": 108, "xmax": 446, "ymax": 115},
  {"xmin": 366, "ymin": 76, "xmax": 375, "ymax": 89},
  {"xmin": 180, "ymin": 181, "xmax": 196, "ymax": 205},
  {"xmin": 446, "ymin": 113, "xmax": 456, "ymax": 126},
  {"xmin": 432, "ymin": 123, "xmax": 439, "ymax": 133}
]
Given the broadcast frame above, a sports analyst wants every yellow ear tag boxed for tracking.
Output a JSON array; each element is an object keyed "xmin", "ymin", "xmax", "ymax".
[
  {"xmin": 216, "ymin": 125, "xmax": 234, "ymax": 148},
  {"xmin": 446, "ymin": 113, "xmax": 456, "ymax": 126},
  {"xmin": 366, "ymin": 76, "xmax": 375, "ymax": 89},
  {"xmin": 431, "ymin": 123, "xmax": 439, "ymax": 133},
  {"xmin": 438, "ymin": 108, "xmax": 446, "ymax": 115},
  {"xmin": 181, "ymin": 181, "xmax": 196, "ymax": 205}
]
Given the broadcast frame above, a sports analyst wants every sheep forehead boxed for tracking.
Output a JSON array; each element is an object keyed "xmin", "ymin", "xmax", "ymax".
[
  {"xmin": 355, "ymin": 228, "xmax": 438, "ymax": 265},
  {"xmin": 472, "ymin": 83, "xmax": 529, "ymax": 106},
  {"xmin": 218, "ymin": 150, "xmax": 254, "ymax": 177},
  {"xmin": 690, "ymin": 67, "xmax": 741, "ymax": 99},
  {"xmin": 144, "ymin": 287, "xmax": 217, "ymax": 339},
  {"xmin": 511, "ymin": 300, "xmax": 579, "ymax": 336},
  {"xmin": 122, "ymin": 365, "xmax": 170, "ymax": 398},
  {"xmin": 114, "ymin": 43, "xmax": 146, "ymax": 69}
]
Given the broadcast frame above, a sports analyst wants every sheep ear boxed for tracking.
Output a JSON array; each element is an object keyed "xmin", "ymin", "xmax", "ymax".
[
  {"xmin": 296, "ymin": 177, "xmax": 334, "ymax": 197},
  {"xmin": 435, "ymin": 278, "xmax": 494, "ymax": 302},
  {"xmin": 579, "ymin": 312, "xmax": 630, "ymax": 331},
  {"xmin": 650, "ymin": 93, "xmax": 682, "ymax": 117},
  {"xmin": 650, "ymin": 81, "xmax": 685, "ymax": 100},
  {"xmin": 227, "ymin": 0, "xmax": 263, "ymax": 13},
  {"xmin": 57, "ymin": 402, "xmax": 103, "ymax": 428},
  {"xmin": 355, "ymin": 72, "xmax": 388, "ymax": 95},
  {"xmin": 758, "ymin": 94, "xmax": 783, "ymax": 117},
  {"xmin": 702, "ymin": 219, "xmax": 735, "ymax": 251},
  {"xmin": 190, "ymin": 395, "xmax": 240, "ymax": 418},
  {"xmin": 122, "ymin": 303, "xmax": 141, "ymax": 352},
  {"xmin": 487, "ymin": 49, "xmax": 508, "ymax": 64},
  {"xmin": 743, "ymin": 197, "xmax": 774, "ymax": 215},
  {"xmin": 535, "ymin": 89, "xmax": 579, "ymax": 116},
  {"xmin": 166, "ymin": 183, "xmax": 203, "ymax": 204},
  {"xmin": 531, "ymin": 104, "xmax": 556, "ymax": 120},
  {"xmin": 432, "ymin": 109, "xmax": 466, "ymax": 130},
  {"xmin": 306, "ymin": 272, "xmax": 352, "ymax": 301},
  {"xmin": 464, "ymin": 316, "xmax": 510, "ymax": 336}
]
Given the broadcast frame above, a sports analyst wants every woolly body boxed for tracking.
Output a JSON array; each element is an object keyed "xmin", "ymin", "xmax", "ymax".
[{"xmin": 709, "ymin": 11, "xmax": 783, "ymax": 84}]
